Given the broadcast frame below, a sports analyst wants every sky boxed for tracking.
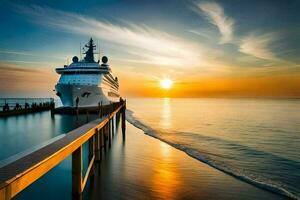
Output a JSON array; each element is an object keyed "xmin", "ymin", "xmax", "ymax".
[{"xmin": 0, "ymin": 0, "xmax": 299, "ymax": 98}]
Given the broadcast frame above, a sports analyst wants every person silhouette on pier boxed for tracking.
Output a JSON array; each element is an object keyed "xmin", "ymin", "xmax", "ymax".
[
  {"xmin": 3, "ymin": 103, "xmax": 9, "ymax": 111},
  {"xmin": 15, "ymin": 103, "xmax": 21, "ymax": 110},
  {"xmin": 75, "ymin": 97, "xmax": 79, "ymax": 108},
  {"xmin": 25, "ymin": 103, "xmax": 29, "ymax": 109}
]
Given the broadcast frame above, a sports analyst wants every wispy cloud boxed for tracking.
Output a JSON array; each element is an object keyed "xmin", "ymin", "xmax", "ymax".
[
  {"xmin": 16, "ymin": 5, "xmax": 205, "ymax": 67},
  {"xmin": 239, "ymin": 33, "xmax": 278, "ymax": 60},
  {"xmin": 194, "ymin": 1, "xmax": 234, "ymax": 44},
  {"xmin": 0, "ymin": 49, "xmax": 69, "ymax": 60},
  {"xmin": 0, "ymin": 50, "xmax": 36, "ymax": 57},
  {"xmin": 188, "ymin": 29, "xmax": 215, "ymax": 40},
  {"xmin": 0, "ymin": 63, "xmax": 43, "ymax": 73},
  {"xmin": 0, "ymin": 60, "xmax": 52, "ymax": 65}
]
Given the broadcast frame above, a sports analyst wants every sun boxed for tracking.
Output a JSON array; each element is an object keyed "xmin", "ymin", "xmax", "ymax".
[{"xmin": 160, "ymin": 79, "xmax": 173, "ymax": 90}]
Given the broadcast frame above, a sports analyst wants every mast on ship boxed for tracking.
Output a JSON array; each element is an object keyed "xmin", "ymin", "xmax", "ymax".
[{"xmin": 83, "ymin": 38, "xmax": 96, "ymax": 63}]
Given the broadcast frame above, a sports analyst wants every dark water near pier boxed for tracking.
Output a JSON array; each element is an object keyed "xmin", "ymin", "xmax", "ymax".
[
  {"xmin": 0, "ymin": 111, "xmax": 96, "ymax": 162},
  {"xmin": 0, "ymin": 111, "xmax": 99, "ymax": 199}
]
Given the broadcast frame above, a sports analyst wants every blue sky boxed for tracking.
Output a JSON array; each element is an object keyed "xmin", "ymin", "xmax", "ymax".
[{"xmin": 0, "ymin": 0, "xmax": 299, "ymax": 97}]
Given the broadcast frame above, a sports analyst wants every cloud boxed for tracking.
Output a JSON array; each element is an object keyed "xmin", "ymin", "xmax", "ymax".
[
  {"xmin": 0, "ymin": 62, "xmax": 57, "ymax": 97},
  {"xmin": 188, "ymin": 29, "xmax": 215, "ymax": 40},
  {"xmin": 0, "ymin": 50, "xmax": 36, "ymax": 57},
  {"xmin": 16, "ymin": 5, "xmax": 204, "ymax": 67},
  {"xmin": 0, "ymin": 64, "xmax": 43, "ymax": 73},
  {"xmin": 0, "ymin": 60, "xmax": 50, "ymax": 65},
  {"xmin": 194, "ymin": 1, "xmax": 234, "ymax": 44},
  {"xmin": 0, "ymin": 49, "xmax": 69, "ymax": 60},
  {"xmin": 239, "ymin": 33, "xmax": 278, "ymax": 60}
]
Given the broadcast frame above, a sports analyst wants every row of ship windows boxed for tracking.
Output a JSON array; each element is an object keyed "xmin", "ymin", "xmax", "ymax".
[
  {"xmin": 59, "ymin": 78, "xmax": 99, "ymax": 84},
  {"xmin": 108, "ymin": 91, "xmax": 120, "ymax": 97}
]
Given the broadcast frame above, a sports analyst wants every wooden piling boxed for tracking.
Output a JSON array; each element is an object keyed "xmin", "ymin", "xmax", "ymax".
[
  {"xmin": 88, "ymin": 136, "xmax": 94, "ymax": 162},
  {"xmin": 100, "ymin": 101, "xmax": 103, "ymax": 117},
  {"xmin": 122, "ymin": 104, "xmax": 126, "ymax": 139},
  {"xmin": 50, "ymin": 101, "xmax": 55, "ymax": 116},
  {"xmin": 108, "ymin": 119, "xmax": 112, "ymax": 148},
  {"xmin": 103, "ymin": 125, "xmax": 107, "ymax": 153},
  {"xmin": 112, "ymin": 116, "xmax": 114, "ymax": 137},
  {"xmin": 116, "ymin": 111, "xmax": 120, "ymax": 126},
  {"xmin": 95, "ymin": 129, "xmax": 100, "ymax": 162},
  {"xmin": 99, "ymin": 128, "xmax": 103, "ymax": 161},
  {"xmin": 72, "ymin": 146, "xmax": 82, "ymax": 197},
  {"xmin": 88, "ymin": 137, "xmax": 93, "ymax": 161}
]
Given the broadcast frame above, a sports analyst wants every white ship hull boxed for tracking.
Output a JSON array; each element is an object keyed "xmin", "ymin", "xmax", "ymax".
[{"xmin": 55, "ymin": 84, "xmax": 119, "ymax": 107}]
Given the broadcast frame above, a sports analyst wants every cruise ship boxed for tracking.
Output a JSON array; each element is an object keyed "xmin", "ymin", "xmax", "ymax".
[{"xmin": 55, "ymin": 38, "xmax": 120, "ymax": 107}]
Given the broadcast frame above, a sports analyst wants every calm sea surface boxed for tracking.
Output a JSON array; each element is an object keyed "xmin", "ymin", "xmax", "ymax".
[
  {"xmin": 0, "ymin": 111, "xmax": 99, "ymax": 199},
  {"xmin": 0, "ymin": 98, "xmax": 299, "ymax": 199},
  {"xmin": 126, "ymin": 98, "xmax": 300, "ymax": 199}
]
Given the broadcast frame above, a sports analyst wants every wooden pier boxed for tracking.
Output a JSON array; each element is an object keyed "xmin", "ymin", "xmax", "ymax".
[
  {"xmin": 0, "ymin": 98, "xmax": 54, "ymax": 117},
  {"xmin": 0, "ymin": 100, "xmax": 126, "ymax": 200}
]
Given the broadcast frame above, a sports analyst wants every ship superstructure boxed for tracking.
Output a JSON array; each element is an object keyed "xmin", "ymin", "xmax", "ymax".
[{"xmin": 55, "ymin": 38, "xmax": 120, "ymax": 107}]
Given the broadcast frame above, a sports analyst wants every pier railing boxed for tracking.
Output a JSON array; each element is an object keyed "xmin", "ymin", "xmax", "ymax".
[
  {"xmin": 0, "ymin": 98, "xmax": 54, "ymax": 117},
  {"xmin": 0, "ymin": 98, "xmax": 54, "ymax": 109},
  {"xmin": 0, "ymin": 100, "xmax": 126, "ymax": 200}
]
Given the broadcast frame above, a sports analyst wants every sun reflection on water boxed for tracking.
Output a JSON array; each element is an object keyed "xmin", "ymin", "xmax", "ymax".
[
  {"xmin": 151, "ymin": 141, "xmax": 181, "ymax": 199},
  {"xmin": 160, "ymin": 98, "xmax": 172, "ymax": 130}
]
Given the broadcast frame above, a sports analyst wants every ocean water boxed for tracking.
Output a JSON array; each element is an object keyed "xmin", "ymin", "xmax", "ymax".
[
  {"xmin": 0, "ymin": 98, "xmax": 299, "ymax": 200},
  {"xmin": 0, "ymin": 111, "xmax": 97, "ymax": 163},
  {"xmin": 126, "ymin": 98, "xmax": 300, "ymax": 199},
  {"xmin": 0, "ymin": 111, "xmax": 99, "ymax": 200}
]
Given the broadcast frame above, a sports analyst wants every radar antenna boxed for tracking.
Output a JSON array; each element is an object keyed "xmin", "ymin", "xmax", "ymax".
[
  {"xmin": 80, "ymin": 42, "xmax": 82, "ymax": 60},
  {"xmin": 83, "ymin": 38, "xmax": 96, "ymax": 63},
  {"xmin": 98, "ymin": 40, "xmax": 100, "ymax": 62}
]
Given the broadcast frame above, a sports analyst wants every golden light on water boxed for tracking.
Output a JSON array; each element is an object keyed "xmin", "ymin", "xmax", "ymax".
[
  {"xmin": 160, "ymin": 79, "xmax": 173, "ymax": 90},
  {"xmin": 151, "ymin": 141, "xmax": 180, "ymax": 199},
  {"xmin": 160, "ymin": 98, "xmax": 172, "ymax": 129}
]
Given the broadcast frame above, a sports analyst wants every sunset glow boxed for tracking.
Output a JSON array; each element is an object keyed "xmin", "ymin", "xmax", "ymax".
[
  {"xmin": 0, "ymin": 1, "xmax": 299, "ymax": 98},
  {"xmin": 160, "ymin": 79, "xmax": 173, "ymax": 90}
]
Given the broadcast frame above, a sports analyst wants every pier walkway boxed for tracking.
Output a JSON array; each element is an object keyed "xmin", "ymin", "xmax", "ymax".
[{"xmin": 0, "ymin": 100, "xmax": 126, "ymax": 200}]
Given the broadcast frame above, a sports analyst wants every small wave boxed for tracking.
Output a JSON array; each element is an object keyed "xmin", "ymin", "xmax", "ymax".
[{"xmin": 126, "ymin": 109, "xmax": 298, "ymax": 200}]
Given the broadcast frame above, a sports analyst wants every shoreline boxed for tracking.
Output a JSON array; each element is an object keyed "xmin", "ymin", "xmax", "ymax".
[
  {"xmin": 87, "ymin": 121, "xmax": 287, "ymax": 200},
  {"xmin": 126, "ymin": 110, "xmax": 295, "ymax": 200}
]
